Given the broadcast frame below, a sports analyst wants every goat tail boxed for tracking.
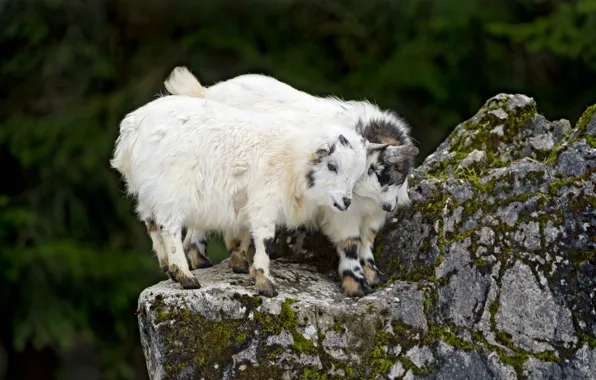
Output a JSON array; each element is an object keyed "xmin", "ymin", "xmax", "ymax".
[
  {"xmin": 164, "ymin": 66, "xmax": 206, "ymax": 98},
  {"xmin": 110, "ymin": 112, "xmax": 139, "ymax": 187}
]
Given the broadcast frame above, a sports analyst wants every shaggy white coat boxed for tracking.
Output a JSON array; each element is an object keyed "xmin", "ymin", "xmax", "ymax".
[
  {"xmin": 111, "ymin": 95, "xmax": 368, "ymax": 292},
  {"xmin": 165, "ymin": 68, "xmax": 417, "ymax": 294}
]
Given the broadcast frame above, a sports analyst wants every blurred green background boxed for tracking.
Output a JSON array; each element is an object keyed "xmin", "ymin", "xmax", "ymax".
[{"xmin": 1, "ymin": 0, "xmax": 595, "ymax": 379}]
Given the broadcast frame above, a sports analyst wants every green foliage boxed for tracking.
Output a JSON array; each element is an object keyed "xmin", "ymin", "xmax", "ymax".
[{"xmin": 1, "ymin": 0, "xmax": 595, "ymax": 379}]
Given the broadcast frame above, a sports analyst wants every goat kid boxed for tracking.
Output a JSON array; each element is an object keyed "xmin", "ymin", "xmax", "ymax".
[
  {"xmin": 111, "ymin": 95, "xmax": 373, "ymax": 296},
  {"xmin": 165, "ymin": 67, "xmax": 419, "ymax": 296}
]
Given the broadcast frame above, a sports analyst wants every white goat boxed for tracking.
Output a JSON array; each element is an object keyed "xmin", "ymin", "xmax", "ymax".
[
  {"xmin": 111, "ymin": 95, "xmax": 371, "ymax": 296},
  {"xmin": 165, "ymin": 67, "xmax": 419, "ymax": 297}
]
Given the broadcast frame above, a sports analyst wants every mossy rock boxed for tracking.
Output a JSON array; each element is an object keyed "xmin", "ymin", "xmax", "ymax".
[{"xmin": 139, "ymin": 94, "xmax": 596, "ymax": 380}]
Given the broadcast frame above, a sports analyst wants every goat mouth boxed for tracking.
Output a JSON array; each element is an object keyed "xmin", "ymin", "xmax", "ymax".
[{"xmin": 333, "ymin": 202, "xmax": 345, "ymax": 211}]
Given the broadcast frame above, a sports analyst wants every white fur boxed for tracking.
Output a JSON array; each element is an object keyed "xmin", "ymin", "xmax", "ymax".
[
  {"xmin": 165, "ymin": 68, "xmax": 416, "ymax": 292},
  {"xmin": 111, "ymin": 95, "xmax": 367, "ymax": 289}
]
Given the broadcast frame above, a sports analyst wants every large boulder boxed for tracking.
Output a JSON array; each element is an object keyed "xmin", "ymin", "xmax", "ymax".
[{"xmin": 137, "ymin": 95, "xmax": 595, "ymax": 379}]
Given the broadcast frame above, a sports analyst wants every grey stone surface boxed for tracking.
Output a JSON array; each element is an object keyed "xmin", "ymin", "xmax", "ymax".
[
  {"xmin": 138, "ymin": 96, "xmax": 596, "ymax": 379},
  {"xmin": 496, "ymin": 261, "xmax": 576, "ymax": 352}
]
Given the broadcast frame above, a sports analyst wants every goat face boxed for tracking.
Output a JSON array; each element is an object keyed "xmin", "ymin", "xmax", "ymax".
[
  {"xmin": 354, "ymin": 144, "xmax": 418, "ymax": 212},
  {"xmin": 306, "ymin": 131, "xmax": 367, "ymax": 212}
]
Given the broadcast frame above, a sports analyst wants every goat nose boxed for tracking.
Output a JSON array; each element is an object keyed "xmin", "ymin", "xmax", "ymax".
[
  {"xmin": 343, "ymin": 197, "xmax": 352, "ymax": 208},
  {"xmin": 381, "ymin": 203, "xmax": 393, "ymax": 212}
]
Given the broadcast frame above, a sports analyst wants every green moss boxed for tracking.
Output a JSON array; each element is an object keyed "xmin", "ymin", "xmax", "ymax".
[
  {"xmin": 473, "ymin": 257, "xmax": 489, "ymax": 267},
  {"xmin": 462, "ymin": 198, "xmax": 480, "ymax": 217},
  {"xmin": 549, "ymin": 178, "xmax": 581, "ymax": 196},
  {"xmin": 502, "ymin": 192, "xmax": 548, "ymax": 206},
  {"xmin": 488, "ymin": 298, "xmax": 499, "ymax": 330},
  {"xmin": 571, "ymin": 249, "xmax": 596, "ymax": 263},
  {"xmin": 582, "ymin": 334, "xmax": 596, "ymax": 349},
  {"xmin": 576, "ymin": 104, "xmax": 596, "ymax": 135},
  {"xmin": 235, "ymin": 364, "xmax": 285, "ymax": 379},
  {"xmin": 534, "ymin": 350, "xmax": 557, "ymax": 362},
  {"xmin": 428, "ymin": 325, "xmax": 474, "ymax": 350},
  {"xmin": 266, "ymin": 347, "xmax": 285, "ymax": 360},
  {"xmin": 332, "ymin": 320, "xmax": 343, "ymax": 332},
  {"xmin": 433, "ymin": 95, "xmax": 538, "ymax": 178},
  {"xmin": 235, "ymin": 332, "xmax": 248, "ymax": 344},
  {"xmin": 498, "ymin": 351, "xmax": 529, "ymax": 376},
  {"xmin": 527, "ymin": 170, "xmax": 545, "ymax": 182},
  {"xmin": 301, "ymin": 368, "xmax": 328, "ymax": 380},
  {"xmin": 369, "ymin": 346, "xmax": 393, "ymax": 377}
]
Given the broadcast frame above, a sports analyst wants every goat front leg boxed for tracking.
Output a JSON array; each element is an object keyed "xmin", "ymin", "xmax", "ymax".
[
  {"xmin": 224, "ymin": 228, "xmax": 251, "ymax": 274},
  {"xmin": 183, "ymin": 228, "xmax": 213, "ymax": 270},
  {"xmin": 161, "ymin": 225, "xmax": 201, "ymax": 289},
  {"xmin": 359, "ymin": 212, "xmax": 389, "ymax": 287},
  {"xmin": 249, "ymin": 224, "xmax": 278, "ymax": 297},
  {"xmin": 320, "ymin": 211, "xmax": 371, "ymax": 297}
]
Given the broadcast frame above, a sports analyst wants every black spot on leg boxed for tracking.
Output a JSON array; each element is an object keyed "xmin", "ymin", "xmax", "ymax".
[
  {"xmin": 263, "ymin": 237, "xmax": 274, "ymax": 257},
  {"xmin": 342, "ymin": 269, "xmax": 357, "ymax": 280},
  {"xmin": 344, "ymin": 244, "xmax": 358, "ymax": 260},
  {"xmin": 339, "ymin": 237, "xmax": 360, "ymax": 260},
  {"xmin": 306, "ymin": 169, "xmax": 315, "ymax": 188}
]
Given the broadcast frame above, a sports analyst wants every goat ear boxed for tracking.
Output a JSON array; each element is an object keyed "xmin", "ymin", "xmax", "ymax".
[
  {"xmin": 315, "ymin": 143, "xmax": 331, "ymax": 159},
  {"xmin": 338, "ymin": 134, "xmax": 351, "ymax": 147},
  {"xmin": 366, "ymin": 142, "xmax": 389, "ymax": 155},
  {"xmin": 384, "ymin": 144, "xmax": 419, "ymax": 164}
]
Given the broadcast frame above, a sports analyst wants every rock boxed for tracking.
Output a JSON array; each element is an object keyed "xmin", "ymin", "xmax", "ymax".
[
  {"xmin": 138, "ymin": 259, "xmax": 430, "ymax": 380},
  {"xmin": 496, "ymin": 261, "xmax": 576, "ymax": 353},
  {"xmin": 138, "ymin": 95, "xmax": 596, "ymax": 379}
]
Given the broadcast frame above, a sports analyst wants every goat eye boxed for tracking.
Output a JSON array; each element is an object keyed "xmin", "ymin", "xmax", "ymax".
[
  {"xmin": 327, "ymin": 163, "xmax": 337, "ymax": 172},
  {"xmin": 368, "ymin": 165, "xmax": 375, "ymax": 175}
]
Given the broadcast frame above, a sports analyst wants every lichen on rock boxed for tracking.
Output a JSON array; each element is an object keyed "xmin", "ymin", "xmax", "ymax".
[{"xmin": 138, "ymin": 94, "xmax": 595, "ymax": 379}]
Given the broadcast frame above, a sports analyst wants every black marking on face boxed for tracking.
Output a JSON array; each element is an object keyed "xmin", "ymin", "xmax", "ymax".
[
  {"xmin": 329, "ymin": 143, "xmax": 336, "ymax": 155},
  {"xmin": 338, "ymin": 134, "xmax": 351, "ymax": 148},
  {"xmin": 367, "ymin": 258, "xmax": 376, "ymax": 267},
  {"xmin": 263, "ymin": 237, "xmax": 274, "ymax": 257},
  {"xmin": 306, "ymin": 169, "xmax": 315, "ymax": 188},
  {"xmin": 199, "ymin": 238, "xmax": 208, "ymax": 247},
  {"xmin": 313, "ymin": 143, "xmax": 337, "ymax": 164},
  {"xmin": 361, "ymin": 117, "xmax": 415, "ymax": 187}
]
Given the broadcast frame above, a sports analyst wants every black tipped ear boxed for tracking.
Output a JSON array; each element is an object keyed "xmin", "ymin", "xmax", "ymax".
[
  {"xmin": 315, "ymin": 143, "xmax": 331, "ymax": 159},
  {"xmin": 338, "ymin": 134, "xmax": 350, "ymax": 147},
  {"xmin": 384, "ymin": 144, "xmax": 420, "ymax": 164},
  {"xmin": 366, "ymin": 142, "xmax": 389, "ymax": 155}
]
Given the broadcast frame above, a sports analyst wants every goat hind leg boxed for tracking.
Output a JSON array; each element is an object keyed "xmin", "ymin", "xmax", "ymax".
[
  {"xmin": 145, "ymin": 218, "xmax": 175, "ymax": 281},
  {"xmin": 185, "ymin": 228, "xmax": 212, "ymax": 270},
  {"xmin": 161, "ymin": 226, "xmax": 201, "ymax": 289},
  {"xmin": 225, "ymin": 229, "xmax": 250, "ymax": 274}
]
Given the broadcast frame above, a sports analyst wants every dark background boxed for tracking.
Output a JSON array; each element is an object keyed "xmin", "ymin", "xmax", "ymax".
[{"xmin": 1, "ymin": 0, "xmax": 595, "ymax": 379}]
